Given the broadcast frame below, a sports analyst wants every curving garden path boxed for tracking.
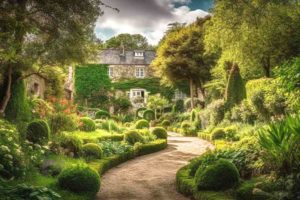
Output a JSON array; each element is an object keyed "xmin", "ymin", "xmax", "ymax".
[{"xmin": 96, "ymin": 132, "xmax": 213, "ymax": 200}]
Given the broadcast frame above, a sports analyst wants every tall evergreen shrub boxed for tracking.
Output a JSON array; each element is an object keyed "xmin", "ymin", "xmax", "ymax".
[{"xmin": 225, "ymin": 64, "xmax": 246, "ymax": 109}]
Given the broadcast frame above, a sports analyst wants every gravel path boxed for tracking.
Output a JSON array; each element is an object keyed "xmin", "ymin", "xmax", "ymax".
[{"xmin": 96, "ymin": 133, "xmax": 213, "ymax": 200}]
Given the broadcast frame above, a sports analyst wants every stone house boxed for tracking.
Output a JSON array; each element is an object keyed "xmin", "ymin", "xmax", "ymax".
[
  {"xmin": 26, "ymin": 67, "xmax": 74, "ymax": 101},
  {"xmin": 98, "ymin": 49, "xmax": 187, "ymax": 107}
]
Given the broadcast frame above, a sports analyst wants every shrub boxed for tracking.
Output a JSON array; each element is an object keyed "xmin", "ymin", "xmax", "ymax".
[
  {"xmin": 59, "ymin": 135, "xmax": 83, "ymax": 157},
  {"xmin": 225, "ymin": 64, "xmax": 246, "ymax": 109},
  {"xmin": 136, "ymin": 107, "xmax": 147, "ymax": 118},
  {"xmin": 49, "ymin": 113, "xmax": 77, "ymax": 134},
  {"xmin": 200, "ymin": 99, "xmax": 225, "ymax": 128},
  {"xmin": 231, "ymin": 100, "xmax": 257, "ymax": 124},
  {"xmin": 174, "ymin": 99, "xmax": 184, "ymax": 113},
  {"xmin": 134, "ymin": 139, "xmax": 167, "ymax": 156},
  {"xmin": 124, "ymin": 130, "xmax": 144, "ymax": 145},
  {"xmin": 143, "ymin": 109, "xmax": 155, "ymax": 121},
  {"xmin": 195, "ymin": 159, "xmax": 240, "ymax": 191},
  {"xmin": 79, "ymin": 117, "xmax": 96, "ymax": 132},
  {"xmin": 95, "ymin": 110, "xmax": 110, "ymax": 119},
  {"xmin": 258, "ymin": 114, "xmax": 300, "ymax": 175},
  {"xmin": 26, "ymin": 120, "xmax": 50, "ymax": 145},
  {"xmin": 151, "ymin": 127, "xmax": 167, "ymax": 139},
  {"xmin": 82, "ymin": 143, "xmax": 103, "ymax": 159},
  {"xmin": 0, "ymin": 184, "xmax": 61, "ymax": 200},
  {"xmin": 135, "ymin": 119, "xmax": 150, "ymax": 129},
  {"xmin": 210, "ymin": 128, "xmax": 226, "ymax": 140},
  {"xmin": 101, "ymin": 120, "xmax": 119, "ymax": 132},
  {"xmin": 247, "ymin": 78, "xmax": 287, "ymax": 120},
  {"xmin": 181, "ymin": 121, "xmax": 191, "ymax": 130},
  {"xmin": 112, "ymin": 97, "xmax": 132, "ymax": 113},
  {"xmin": 161, "ymin": 120, "xmax": 171, "ymax": 127},
  {"xmin": 58, "ymin": 164, "xmax": 100, "ymax": 193},
  {"xmin": 100, "ymin": 141, "xmax": 133, "ymax": 157},
  {"xmin": 0, "ymin": 120, "xmax": 25, "ymax": 179}
]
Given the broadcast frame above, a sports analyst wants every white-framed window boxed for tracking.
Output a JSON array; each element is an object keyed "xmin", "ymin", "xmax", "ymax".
[
  {"xmin": 130, "ymin": 89, "xmax": 145, "ymax": 98},
  {"xmin": 134, "ymin": 52, "xmax": 144, "ymax": 57},
  {"xmin": 108, "ymin": 67, "xmax": 113, "ymax": 78},
  {"xmin": 135, "ymin": 67, "xmax": 145, "ymax": 78}
]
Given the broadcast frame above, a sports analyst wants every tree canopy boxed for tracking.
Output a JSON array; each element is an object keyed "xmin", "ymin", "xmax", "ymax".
[
  {"xmin": 104, "ymin": 33, "xmax": 152, "ymax": 50},
  {"xmin": 151, "ymin": 17, "xmax": 216, "ymax": 107},
  {"xmin": 0, "ymin": 0, "xmax": 105, "ymax": 115},
  {"xmin": 205, "ymin": 0, "xmax": 300, "ymax": 78}
]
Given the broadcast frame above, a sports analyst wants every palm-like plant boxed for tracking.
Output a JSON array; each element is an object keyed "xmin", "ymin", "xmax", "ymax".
[{"xmin": 258, "ymin": 115, "xmax": 300, "ymax": 176}]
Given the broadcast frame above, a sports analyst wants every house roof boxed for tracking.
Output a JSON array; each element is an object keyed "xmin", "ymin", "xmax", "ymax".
[{"xmin": 98, "ymin": 49, "xmax": 156, "ymax": 65}]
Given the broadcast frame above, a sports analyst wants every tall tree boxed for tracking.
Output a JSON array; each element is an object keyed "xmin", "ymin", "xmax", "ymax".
[
  {"xmin": 205, "ymin": 0, "xmax": 300, "ymax": 78},
  {"xmin": 0, "ymin": 0, "xmax": 105, "ymax": 116},
  {"xmin": 151, "ymin": 17, "xmax": 215, "ymax": 108},
  {"xmin": 104, "ymin": 33, "xmax": 150, "ymax": 50}
]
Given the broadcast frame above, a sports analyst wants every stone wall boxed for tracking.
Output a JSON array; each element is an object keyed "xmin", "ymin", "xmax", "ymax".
[{"xmin": 109, "ymin": 64, "xmax": 153, "ymax": 82}]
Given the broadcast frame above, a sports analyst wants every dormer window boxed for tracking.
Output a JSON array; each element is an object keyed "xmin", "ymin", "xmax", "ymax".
[{"xmin": 134, "ymin": 52, "xmax": 144, "ymax": 57}]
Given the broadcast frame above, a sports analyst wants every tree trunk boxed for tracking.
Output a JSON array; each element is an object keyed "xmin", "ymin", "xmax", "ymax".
[
  {"xmin": 189, "ymin": 78, "xmax": 194, "ymax": 109},
  {"xmin": 0, "ymin": 65, "xmax": 13, "ymax": 117},
  {"xmin": 262, "ymin": 57, "xmax": 271, "ymax": 78}
]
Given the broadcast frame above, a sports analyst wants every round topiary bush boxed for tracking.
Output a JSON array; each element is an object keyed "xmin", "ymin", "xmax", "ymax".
[
  {"xmin": 59, "ymin": 135, "xmax": 83, "ymax": 157},
  {"xmin": 95, "ymin": 110, "xmax": 110, "ymax": 119},
  {"xmin": 82, "ymin": 143, "xmax": 103, "ymax": 159},
  {"xmin": 135, "ymin": 119, "xmax": 150, "ymax": 129},
  {"xmin": 58, "ymin": 164, "xmax": 100, "ymax": 193},
  {"xmin": 161, "ymin": 120, "xmax": 171, "ymax": 127},
  {"xmin": 181, "ymin": 121, "xmax": 191, "ymax": 130},
  {"xmin": 124, "ymin": 130, "xmax": 144, "ymax": 145},
  {"xmin": 211, "ymin": 128, "xmax": 226, "ymax": 140},
  {"xmin": 151, "ymin": 127, "xmax": 168, "ymax": 139},
  {"xmin": 79, "ymin": 117, "xmax": 96, "ymax": 132},
  {"xmin": 136, "ymin": 107, "xmax": 147, "ymax": 118},
  {"xmin": 143, "ymin": 109, "xmax": 155, "ymax": 121},
  {"xmin": 26, "ymin": 120, "xmax": 50, "ymax": 145},
  {"xmin": 195, "ymin": 159, "xmax": 240, "ymax": 191}
]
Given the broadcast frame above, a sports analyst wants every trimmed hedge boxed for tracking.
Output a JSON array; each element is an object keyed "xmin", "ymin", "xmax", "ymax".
[
  {"xmin": 134, "ymin": 139, "xmax": 167, "ymax": 156},
  {"xmin": 162, "ymin": 120, "xmax": 171, "ymax": 127},
  {"xmin": 59, "ymin": 135, "xmax": 83, "ymax": 156},
  {"xmin": 210, "ymin": 128, "xmax": 226, "ymax": 140},
  {"xmin": 95, "ymin": 110, "xmax": 110, "ymax": 119},
  {"xmin": 26, "ymin": 120, "xmax": 50, "ymax": 145},
  {"xmin": 89, "ymin": 139, "xmax": 168, "ymax": 175},
  {"xmin": 195, "ymin": 159, "xmax": 240, "ymax": 191},
  {"xmin": 151, "ymin": 127, "xmax": 168, "ymax": 139},
  {"xmin": 82, "ymin": 143, "xmax": 103, "ymax": 159},
  {"xmin": 143, "ymin": 109, "xmax": 155, "ymax": 121},
  {"xmin": 124, "ymin": 130, "xmax": 144, "ymax": 145},
  {"xmin": 135, "ymin": 119, "xmax": 150, "ymax": 129},
  {"xmin": 79, "ymin": 117, "xmax": 96, "ymax": 132},
  {"xmin": 58, "ymin": 164, "xmax": 100, "ymax": 194},
  {"xmin": 136, "ymin": 107, "xmax": 147, "ymax": 118},
  {"xmin": 176, "ymin": 166, "xmax": 235, "ymax": 200}
]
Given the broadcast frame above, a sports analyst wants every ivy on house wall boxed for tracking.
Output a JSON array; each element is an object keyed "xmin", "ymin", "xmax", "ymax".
[
  {"xmin": 74, "ymin": 64, "xmax": 189, "ymax": 107},
  {"xmin": 112, "ymin": 78, "xmax": 189, "ymax": 100},
  {"xmin": 75, "ymin": 64, "xmax": 111, "ymax": 107}
]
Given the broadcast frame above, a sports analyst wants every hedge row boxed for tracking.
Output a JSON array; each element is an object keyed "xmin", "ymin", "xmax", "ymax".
[
  {"xmin": 176, "ymin": 166, "xmax": 235, "ymax": 200},
  {"xmin": 135, "ymin": 139, "xmax": 167, "ymax": 156},
  {"xmin": 89, "ymin": 139, "xmax": 168, "ymax": 175},
  {"xmin": 81, "ymin": 134, "xmax": 124, "ymax": 144}
]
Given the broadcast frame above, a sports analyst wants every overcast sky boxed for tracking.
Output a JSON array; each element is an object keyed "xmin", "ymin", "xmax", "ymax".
[{"xmin": 95, "ymin": 0, "xmax": 213, "ymax": 45}]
